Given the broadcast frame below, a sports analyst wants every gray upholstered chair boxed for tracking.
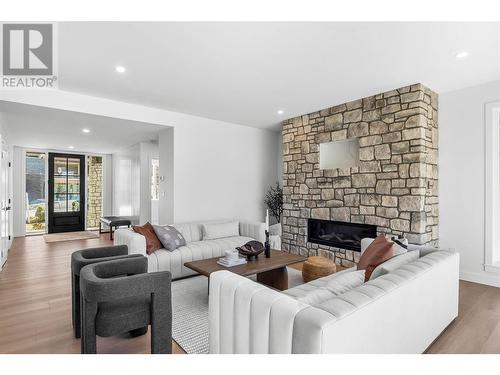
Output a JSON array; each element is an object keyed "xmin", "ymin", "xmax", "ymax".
[
  {"xmin": 71, "ymin": 245, "xmax": 142, "ymax": 338},
  {"xmin": 79, "ymin": 256, "xmax": 172, "ymax": 354}
]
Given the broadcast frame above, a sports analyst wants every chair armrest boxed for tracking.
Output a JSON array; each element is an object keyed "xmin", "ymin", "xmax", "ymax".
[
  {"xmin": 239, "ymin": 221, "xmax": 267, "ymax": 244},
  {"xmin": 71, "ymin": 245, "xmax": 143, "ymax": 274},
  {"xmin": 114, "ymin": 228, "xmax": 147, "ymax": 256},
  {"xmin": 80, "ymin": 258, "xmax": 171, "ymax": 302},
  {"xmin": 209, "ymin": 270, "xmax": 307, "ymax": 354},
  {"xmin": 91, "ymin": 256, "xmax": 148, "ymax": 278},
  {"xmin": 81, "ymin": 244, "xmax": 129, "ymax": 258}
]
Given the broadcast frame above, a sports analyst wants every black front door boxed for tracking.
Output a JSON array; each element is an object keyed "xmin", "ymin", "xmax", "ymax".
[{"xmin": 48, "ymin": 153, "xmax": 85, "ymax": 233}]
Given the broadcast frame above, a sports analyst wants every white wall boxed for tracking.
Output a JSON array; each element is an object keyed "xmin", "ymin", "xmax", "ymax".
[
  {"xmin": 169, "ymin": 122, "xmax": 279, "ymax": 224},
  {"xmin": 112, "ymin": 141, "xmax": 158, "ymax": 224},
  {"xmin": 102, "ymin": 154, "xmax": 113, "ymax": 216},
  {"xmin": 12, "ymin": 147, "xmax": 24, "ymax": 237},
  {"xmin": 440, "ymin": 80, "xmax": 500, "ymax": 287},
  {"xmin": 1, "ymin": 89, "xmax": 280, "ymax": 226},
  {"xmin": 158, "ymin": 128, "xmax": 174, "ymax": 225},
  {"xmin": 277, "ymin": 132, "xmax": 283, "ymax": 185}
]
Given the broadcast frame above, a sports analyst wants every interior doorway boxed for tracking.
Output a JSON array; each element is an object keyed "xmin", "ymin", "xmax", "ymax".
[
  {"xmin": 1, "ymin": 138, "xmax": 11, "ymax": 267},
  {"xmin": 48, "ymin": 153, "xmax": 85, "ymax": 233}
]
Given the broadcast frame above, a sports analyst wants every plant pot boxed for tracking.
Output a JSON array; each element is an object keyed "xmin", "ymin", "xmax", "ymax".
[{"xmin": 269, "ymin": 223, "xmax": 282, "ymax": 236}]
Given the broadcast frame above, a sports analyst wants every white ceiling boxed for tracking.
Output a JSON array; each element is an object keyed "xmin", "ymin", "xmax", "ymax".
[
  {"xmin": 56, "ymin": 22, "xmax": 500, "ymax": 129},
  {"xmin": 0, "ymin": 102, "xmax": 165, "ymax": 154}
]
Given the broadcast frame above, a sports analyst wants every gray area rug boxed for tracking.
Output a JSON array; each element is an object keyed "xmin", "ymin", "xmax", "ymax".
[{"xmin": 171, "ymin": 267, "xmax": 304, "ymax": 354}]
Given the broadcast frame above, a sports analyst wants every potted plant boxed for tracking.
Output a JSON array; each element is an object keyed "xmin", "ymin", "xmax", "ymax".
[{"xmin": 264, "ymin": 182, "xmax": 283, "ymax": 236}]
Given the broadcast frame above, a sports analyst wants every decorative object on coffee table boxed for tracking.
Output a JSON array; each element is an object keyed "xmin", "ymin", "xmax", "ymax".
[
  {"xmin": 184, "ymin": 249, "xmax": 306, "ymax": 291},
  {"xmin": 264, "ymin": 230, "xmax": 271, "ymax": 258},
  {"xmin": 236, "ymin": 240, "xmax": 265, "ymax": 260},
  {"xmin": 302, "ymin": 256, "xmax": 337, "ymax": 283}
]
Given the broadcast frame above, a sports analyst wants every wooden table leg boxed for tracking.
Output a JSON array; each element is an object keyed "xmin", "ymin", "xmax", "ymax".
[{"xmin": 256, "ymin": 266, "xmax": 288, "ymax": 290}]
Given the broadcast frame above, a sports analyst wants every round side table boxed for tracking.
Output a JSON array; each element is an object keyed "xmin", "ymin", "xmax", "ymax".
[{"xmin": 302, "ymin": 256, "xmax": 337, "ymax": 283}]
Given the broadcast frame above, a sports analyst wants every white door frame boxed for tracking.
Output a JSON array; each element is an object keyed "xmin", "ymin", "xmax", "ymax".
[
  {"xmin": 1, "ymin": 136, "xmax": 11, "ymax": 268},
  {"xmin": 19, "ymin": 148, "xmax": 108, "ymax": 236},
  {"xmin": 484, "ymin": 100, "xmax": 500, "ymax": 273}
]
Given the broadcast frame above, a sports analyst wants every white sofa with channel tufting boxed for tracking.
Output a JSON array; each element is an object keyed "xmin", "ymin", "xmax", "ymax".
[
  {"xmin": 114, "ymin": 220, "xmax": 267, "ymax": 280},
  {"xmin": 208, "ymin": 246, "xmax": 459, "ymax": 354}
]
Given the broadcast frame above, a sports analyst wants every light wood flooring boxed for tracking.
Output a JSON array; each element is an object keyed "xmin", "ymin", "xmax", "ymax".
[
  {"xmin": 0, "ymin": 235, "xmax": 499, "ymax": 354},
  {"xmin": 0, "ymin": 234, "xmax": 184, "ymax": 354}
]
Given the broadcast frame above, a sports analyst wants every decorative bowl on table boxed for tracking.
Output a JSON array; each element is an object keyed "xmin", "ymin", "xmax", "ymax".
[{"xmin": 236, "ymin": 240, "xmax": 265, "ymax": 261}]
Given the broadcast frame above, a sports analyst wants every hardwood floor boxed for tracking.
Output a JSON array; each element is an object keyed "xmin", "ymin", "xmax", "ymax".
[
  {"xmin": 0, "ymin": 234, "xmax": 184, "ymax": 354},
  {"xmin": 0, "ymin": 234, "xmax": 499, "ymax": 354},
  {"xmin": 426, "ymin": 280, "xmax": 500, "ymax": 353}
]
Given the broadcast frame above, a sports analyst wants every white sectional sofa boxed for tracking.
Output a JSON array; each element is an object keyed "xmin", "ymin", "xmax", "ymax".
[
  {"xmin": 209, "ymin": 245, "xmax": 459, "ymax": 354},
  {"xmin": 114, "ymin": 220, "xmax": 267, "ymax": 280}
]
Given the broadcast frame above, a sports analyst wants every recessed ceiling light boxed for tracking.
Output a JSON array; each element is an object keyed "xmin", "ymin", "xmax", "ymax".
[
  {"xmin": 115, "ymin": 65, "xmax": 126, "ymax": 73},
  {"xmin": 277, "ymin": 110, "xmax": 284, "ymax": 115},
  {"xmin": 68, "ymin": 146, "xmax": 74, "ymax": 149},
  {"xmin": 82, "ymin": 128, "xmax": 90, "ymax": 133},
  {"xmin": 455, "ymin": 51, "xmax": 469, "ymax": 60}
]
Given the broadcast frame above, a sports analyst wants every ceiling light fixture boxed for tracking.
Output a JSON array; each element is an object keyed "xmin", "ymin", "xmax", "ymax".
[
  {"xmin": 68, "ymin": 146, "xmax": 75, "ymax": 149},
  {"xmin": 455, "ymin": 51, "xmax": 469, "ymax": 60},
  {"xmin": 277, "ymin": 110, "xmax": 284, "ymax": 115},
  {"xmin": 82, "ymin": 128, "xmax": 90, "ymax": 133},
  {"xmin": 115, "ymin": 65, "xmax": 126, "ymax": 73}
]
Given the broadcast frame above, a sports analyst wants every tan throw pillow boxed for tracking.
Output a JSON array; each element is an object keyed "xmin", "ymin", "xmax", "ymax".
[
  {"xmin": 133, "ymin": 222, "xmax": 162, "ymax": 255},
  {"xmin": 357, "ymin": 234, "xmax": 395, "ymax": 281}
]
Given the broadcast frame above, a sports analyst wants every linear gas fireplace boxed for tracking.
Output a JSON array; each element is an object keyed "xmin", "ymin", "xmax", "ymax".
[{"xmin": 307, "ymin": 219, "xmax": 377, "ymax": 252}]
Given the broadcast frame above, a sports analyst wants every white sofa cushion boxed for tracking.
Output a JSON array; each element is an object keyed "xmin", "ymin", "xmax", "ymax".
[
  {"xmin": 369, "ymin": 249, "xmax": 420, "ymax": 280},
  {"xmin": 202, "ymin": 221, "xmax": 239, "ymax": 240},
  {"xmin": 209, "ymin": 250, "xmax": 460, "ymax": 354},
  {"xmin": 148, "ymin": 235, "xmax": 254, "ymax": 278},
  {"xmin": 115, "ymin": 219, "xmax": 267, "ymax": 279},
  {"xmin": 171, "ymin": 222, "xmax": 203, "ymax": 243},
  {"xmin": 283, "ymin": 268, "xmax": 365, "ymax": 306}
]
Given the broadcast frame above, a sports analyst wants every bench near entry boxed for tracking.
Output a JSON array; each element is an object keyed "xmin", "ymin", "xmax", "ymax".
[{"xmin": 99, "ymin": 216, "xmax": 139, "ymax": 240}]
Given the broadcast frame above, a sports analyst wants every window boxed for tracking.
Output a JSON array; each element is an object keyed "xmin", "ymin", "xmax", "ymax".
[
  {"xmin": 53, "ymin": 156, "xmax": 81, "ymax": 213},
  {"xmin": 25, "ymin": 152, "xmax": 46, "ymax": 233}
]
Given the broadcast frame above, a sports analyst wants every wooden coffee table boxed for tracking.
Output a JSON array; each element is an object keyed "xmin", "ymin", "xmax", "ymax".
[{"xmin": 184, "ymin": 250, "xmax": 306, "ymax": 291}]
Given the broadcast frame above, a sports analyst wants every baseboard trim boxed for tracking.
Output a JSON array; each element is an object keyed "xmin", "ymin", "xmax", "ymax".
[
  {"xmin": 460, "ymin": 270, "xmax": 500, "ymax": 288},
  {"xmin": 484, "ymin": 263, "xmax": 500, "ymax": 273}
]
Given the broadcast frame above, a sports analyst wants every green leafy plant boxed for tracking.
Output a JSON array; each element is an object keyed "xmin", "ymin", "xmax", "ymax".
[
  {"xmin": 34, "ymin": 206, "xmax": 45, "ymax": 223},
  {"xmin": 264, "ymin": 182, "xmax": 283, "ymax": 223},
  {"xmin": 28, "ymin": 205, "xmax": 46, "ymax": 231}
]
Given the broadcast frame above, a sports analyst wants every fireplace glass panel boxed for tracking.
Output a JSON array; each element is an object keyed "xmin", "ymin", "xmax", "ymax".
[{"xmin": 307, "ymin": 219, "xmax": 377, "ymax": 252}]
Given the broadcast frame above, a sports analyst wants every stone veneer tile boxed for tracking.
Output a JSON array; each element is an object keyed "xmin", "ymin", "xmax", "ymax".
[{"xmin": 281, "ymin": 83, "xmax": 438, "ymax": 265}]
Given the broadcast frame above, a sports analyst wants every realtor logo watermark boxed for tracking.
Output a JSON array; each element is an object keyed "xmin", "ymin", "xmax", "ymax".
[{"xmin": 1, "ymin": 23, "xmax": 58, "ymax": 88}]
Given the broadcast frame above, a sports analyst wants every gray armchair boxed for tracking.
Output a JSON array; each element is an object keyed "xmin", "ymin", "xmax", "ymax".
[
  {"xmin": 71, "ymin": 245, "xmax": 142, "ymax": 338},
  {"xmin": 79, "ymin": 256, "xmax": 172, "ymax": 354}
]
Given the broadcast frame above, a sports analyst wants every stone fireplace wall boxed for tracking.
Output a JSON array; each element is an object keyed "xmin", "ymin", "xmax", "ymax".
[{"xmin": 281, "ymin": 84, "xmax": 438, "ymax": 267}]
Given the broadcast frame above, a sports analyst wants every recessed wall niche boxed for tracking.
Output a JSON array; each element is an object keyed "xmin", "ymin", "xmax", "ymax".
[{"xmin": 319, "ymin": 138, "xmax": 360, "ymax": 170}]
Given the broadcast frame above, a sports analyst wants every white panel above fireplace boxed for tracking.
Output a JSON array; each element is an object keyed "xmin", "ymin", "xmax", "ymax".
[{"xmin": 319, "ymin": 138, "xmax": 360, "ymax": 169}]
